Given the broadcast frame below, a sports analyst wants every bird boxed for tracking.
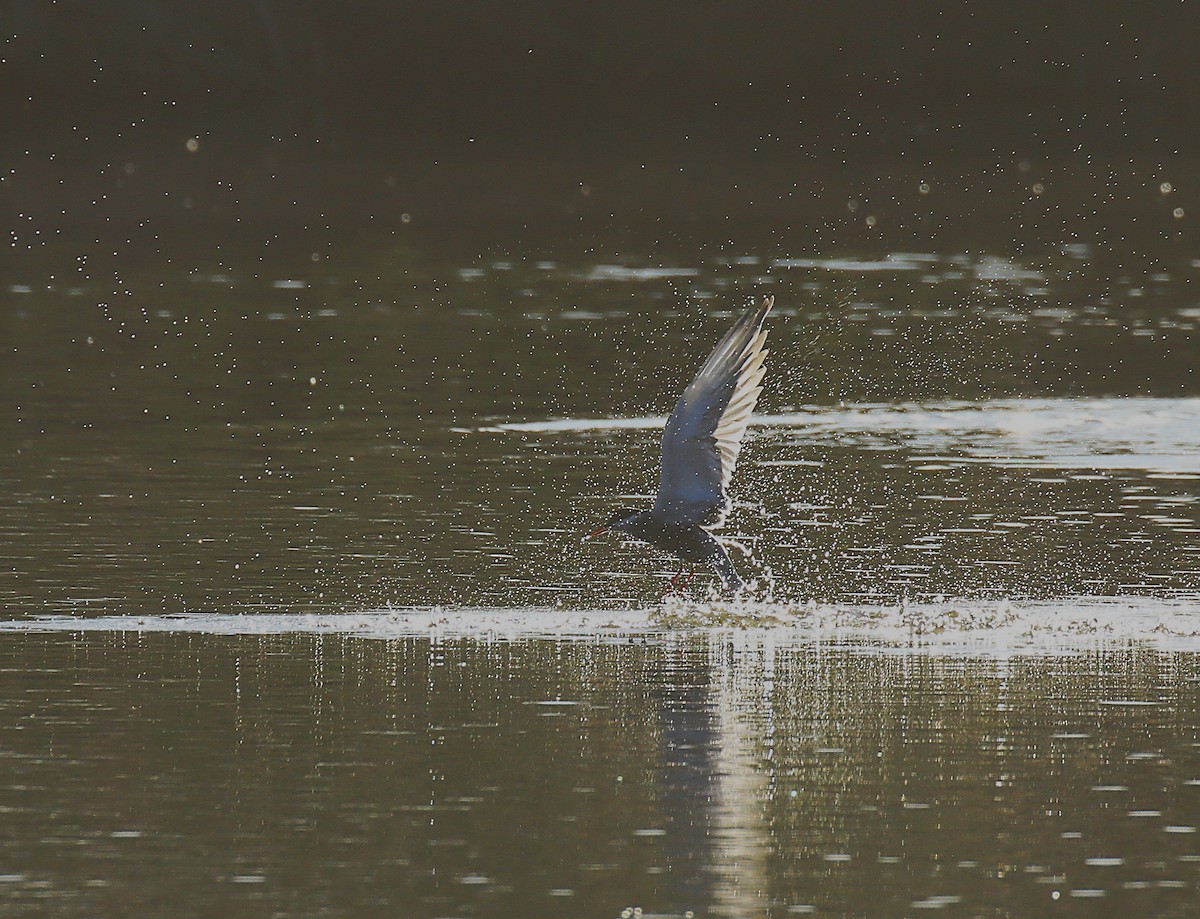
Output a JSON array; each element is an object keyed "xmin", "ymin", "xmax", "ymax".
[{"xmin": 586, "ymin": 295, "xmax": 774, "ymax": 594}]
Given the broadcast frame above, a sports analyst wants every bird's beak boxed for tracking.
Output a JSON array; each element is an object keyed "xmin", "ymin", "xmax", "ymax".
[{"xmin": 583, "ymin": 525, "xmax": 609, "ymax": 541}]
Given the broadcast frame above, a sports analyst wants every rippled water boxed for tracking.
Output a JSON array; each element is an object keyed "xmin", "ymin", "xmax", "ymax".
[
  {"xmin": 3, "ymin": 245, "xmax": 1200, "ymax": 915},
  {"xmin": 3, "ymin": 246, "xmax": 1199, "ymax": 613},
  {"xmin": 3, "ymin": 630, "xmax": 1200, "ymax": 917}
]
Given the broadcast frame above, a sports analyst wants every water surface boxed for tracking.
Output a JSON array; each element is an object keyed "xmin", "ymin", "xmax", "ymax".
[
  {"xmin": 3, "ymin": 248, "xmax": 1198, "ymax": 613},
  {"xmin": 3, "ymin": 628, "xmax": 1200, "ymax": 917},
  {"xmin": 3, "ymin": 245, "xmax": 1200, "ymax": 917}
]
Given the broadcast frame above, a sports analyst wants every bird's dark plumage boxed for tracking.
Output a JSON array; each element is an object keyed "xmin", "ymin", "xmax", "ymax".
[{"xmin": 589, "ymin": 296, "xmax": 774, "ymax": 593}]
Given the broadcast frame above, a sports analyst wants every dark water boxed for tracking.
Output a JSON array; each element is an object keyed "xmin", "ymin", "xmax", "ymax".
[{"xmin": 3, "ymin": 630, "xmax": 1200, "ymax": 918}]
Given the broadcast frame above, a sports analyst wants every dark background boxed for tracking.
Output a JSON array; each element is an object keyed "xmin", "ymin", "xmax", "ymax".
[{"xmin": 3, "ymin": 1, "xmax": 1199, "ymax": 270}]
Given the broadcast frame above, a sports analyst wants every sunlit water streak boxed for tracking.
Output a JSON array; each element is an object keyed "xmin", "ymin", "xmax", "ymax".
[
  {"xmin": 6, "ymin": 594, "xmax": 1200, "ymax": 653},
  {"xmin": 487, "ymin": 397, "xmax": 1200, "ymax": 475}
]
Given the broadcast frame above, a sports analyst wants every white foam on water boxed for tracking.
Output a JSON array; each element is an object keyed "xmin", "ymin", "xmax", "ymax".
[{"xmin": 5, "ymin": 596, "xmax": 1200, "ymax": 654}]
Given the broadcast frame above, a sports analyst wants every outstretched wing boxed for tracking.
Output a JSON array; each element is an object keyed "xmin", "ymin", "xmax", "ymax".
[{"xmin": 652, "ymin": 296, "xmax": 773, "ymax": 528}]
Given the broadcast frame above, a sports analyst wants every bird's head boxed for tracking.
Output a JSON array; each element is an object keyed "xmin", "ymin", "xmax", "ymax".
[{"xmin": 585, "ymin": 507, "xmax": 643, "ymax": 540}]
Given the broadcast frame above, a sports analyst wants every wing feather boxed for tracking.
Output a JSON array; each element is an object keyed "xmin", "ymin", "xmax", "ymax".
[{"xmin": 652, "ymin": 296, "xmax": 774, "ymax": 528}]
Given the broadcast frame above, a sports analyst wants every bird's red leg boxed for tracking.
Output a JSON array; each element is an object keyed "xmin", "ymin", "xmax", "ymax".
[
  {"xmin": 680, "ymin": 569, "xmax": 696, "ymax": 589},
  {"xmin": 665, "ymin": 563, "xmax": 685, "ymax": 595}
]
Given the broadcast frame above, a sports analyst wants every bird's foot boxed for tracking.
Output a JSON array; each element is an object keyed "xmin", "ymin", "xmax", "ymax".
[
  {"xmin": 665, "ymin": 566, "xmax": 682, "ymax": 594},
  {"xmin": 663, "ymin": 568, "xmax": 697, "ymax": 597}
]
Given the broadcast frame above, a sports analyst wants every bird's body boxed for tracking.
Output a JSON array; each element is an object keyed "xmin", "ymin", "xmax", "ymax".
[
  {"xmin": 588, "ymin": 296, "xmax": 775, "ymax": 594},
  {"xmin": 598, "ymin": 509, "xmax": 744, "ymax": 591}
]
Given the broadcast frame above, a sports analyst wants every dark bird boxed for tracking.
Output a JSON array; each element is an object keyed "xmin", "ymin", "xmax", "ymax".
[{"xmin": 587, "ymin": 296, "xmax": 774, "ymax": 594}]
